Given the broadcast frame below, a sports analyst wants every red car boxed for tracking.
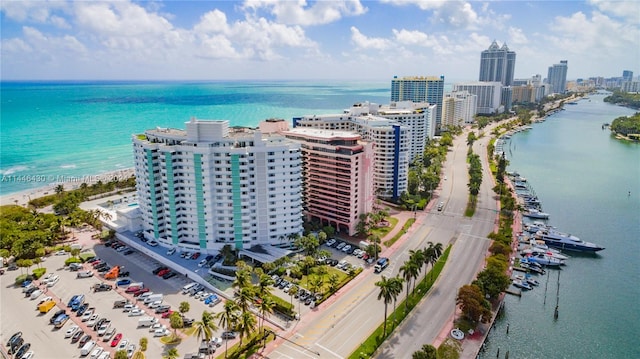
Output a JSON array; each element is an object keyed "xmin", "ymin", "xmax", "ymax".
[
  {"xmin": 125, "ymin": 286, "xmax": 140, "ymax": 293},
  {"xmin": 162, "ymin": 310, "xmax": 174, "ymax": 319},
  {"xmin": 191, "ymin": 252, "xmax": 200, "ymax": 260},
  {"xmin": 157, "ymin": 269, "xmax": 170, "ymax": 277},
  {"xmin": 110, "ymin": 333, "xmax": 122, "ymax": 347},
  {"xmin": 133, "ymin": 288, "xmax": 150, "ymax": 297}
]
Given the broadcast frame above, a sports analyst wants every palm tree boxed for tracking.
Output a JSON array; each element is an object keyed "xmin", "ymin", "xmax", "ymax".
[
  {"xmin": 163, "ymin": 347, "xmax": 179, "ymax": 359},
  {"xmin": 235, "ymin": 286, "xmax": 254, "ymax": 315},
  {"xmin": 185, "ymin": 311, "xmax": 218, "ymax": 353},
  {"xmin": 256, "ymin": 295, "xmax": 275, "ymax": 332},
  {"xmin": 389, "ymin": 276, "xmax": 404, "ymax": 329},
  {"xmin": 215, "ymin": 301, "xmax": 239, "ymax": 358},
  {"xmin": 400, "ymin": 261, "xmax": 418, "ymax": 310},
  {"xmin": 236, "ymin": 310, "xmax": 257, "ymax": 347},
  {"xmin": 232, "ymin": 264, "xmax": 252, "ymax": 292},
  {"xmin": 375, "ymin": 275, "xmax": 395, "ymax": 338},
  {"xmin": 409, "ymin": 249, "xmax": 425, "ymax": 277}
]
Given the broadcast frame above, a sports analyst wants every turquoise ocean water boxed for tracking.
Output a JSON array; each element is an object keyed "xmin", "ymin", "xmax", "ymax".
[
  {"xmin": 0, "ymin": 81, "xmax": 390, "ymax": 195},
  {"xmin": 479, "ymin": 93, "xmax": 640, "ymax": 358}
]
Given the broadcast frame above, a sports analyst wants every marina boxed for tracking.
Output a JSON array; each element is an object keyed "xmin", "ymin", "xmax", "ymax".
[{"xmin": 479, "ymin": 92, "xmax": 639, "ymax": 359}]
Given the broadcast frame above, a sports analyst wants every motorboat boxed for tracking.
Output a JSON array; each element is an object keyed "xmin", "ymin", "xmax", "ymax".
[
  {"xmin": 520, "ymin": 262, "xmax": 546, "ymax": 275},
  {"xmin": 526, "ymin": 276, "xmax": 540, "ymax": 286},
  {"xmin": 523, "ymin": 221, "xmax": 551, "ymax": 233},
  {"xmin": 535, "ymin": 229, "xmax": 605, "ymax": 253},
  {"xmin": 525, "ymin": 253, "xmax": 565, "ymax": 267},
  {"xmin": 523, "ymin": 208, "xmax": 550, "ymax": 219},
  {"xmin": 521, "ymin": 248, "xmax": 569, "ymax": 261},
  {"xmin": 512, "ymin": 280, "xmax": 532, "ymax": 290}
]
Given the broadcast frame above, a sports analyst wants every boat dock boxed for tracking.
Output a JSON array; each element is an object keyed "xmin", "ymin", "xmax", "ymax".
[{"xmin": 505, "ymin": 287, "xmax": 522, "ymax": 297}]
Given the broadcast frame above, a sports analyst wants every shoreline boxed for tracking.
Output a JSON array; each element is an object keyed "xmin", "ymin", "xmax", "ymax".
[{"xmin": 0, "ymin": 167, "xmax": 135, "ymax": 207}]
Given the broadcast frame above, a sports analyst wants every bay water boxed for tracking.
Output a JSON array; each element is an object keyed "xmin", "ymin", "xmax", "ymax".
[{"xmin": 479, "ymin": 93, "xmax": 640, "ymax": 358}]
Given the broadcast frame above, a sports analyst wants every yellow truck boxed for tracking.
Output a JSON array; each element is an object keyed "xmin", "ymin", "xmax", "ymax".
[{"xmin": 39, "ymin": 300, "xmax": 56, "ymax": 313}]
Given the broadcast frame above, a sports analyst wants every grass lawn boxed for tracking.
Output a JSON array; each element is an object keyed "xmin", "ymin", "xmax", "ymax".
[
  {"xmin": 290, "ymin": 266, "xmax": 350, "ymax": 294},
  {"xmin": 383, "ymin": 218, "xmax": 415, "ymax": 247},
  {"xmin": 214, "ymin": 328, "xmax": 275, "ymax": 359},
  {"xmin": 370, "ymin": 217, "xmax": 398, "ymax": 239}
]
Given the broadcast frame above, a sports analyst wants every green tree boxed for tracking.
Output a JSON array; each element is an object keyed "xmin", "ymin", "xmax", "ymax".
[
  {"xmin": 185, "ymin": 311, "xmax": 218, "ymax": 350},
  {"xmin": 456, "ymin": 284, "xmax": 491, "ymax": 324},
  {"xmin": 389, "ymin": 276, "xmax": 404, "ymax": 328},
  {"xmin": 215, "ymin": 301, "xmax": 239, "ymax": 358},
  {"xmin": 412, "ymin": 344, "xmax": 438, "ymax": 359},
  {"xmin": 163, "ymin": 348, "xmax": 179, "ymax": 359},
  {"xmin": 179, "ymin": 301, "xmax": 190, "ymax": 315},
  {"xmin": 139, "ymin": 337, "xmax": 148, "ymax": 352},
  {"xmin": 256, "ymin": 295, "xmax": 275, "ymax": 332},
  {"xmin": 328, "ymin": 273, "xmax": 340, "ymax": 293},
  {"xmin": 473, "ymin": 265, "xmax": 510, "ymax": 300},
  {"xmin": 169, "ymin": 311, "xmax": 184, "ymax": 334},
  {"xmin": 236, "ymin": 310, "xmax": 257, "ymax": 347},
  {"xmin": 375, "ymin": 275, "xmax": 395, "ymax": 338},
  {"xmin": 114, "ymin": 350, "xmax": 128, "ymax": 359}
]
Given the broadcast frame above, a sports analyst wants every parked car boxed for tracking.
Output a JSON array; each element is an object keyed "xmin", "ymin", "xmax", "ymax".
[
  {"xmin": 123, "ymin": 249, "xmax": 135, "ymax": 255},
  {"xmin": 116, "ymin": 279, "xmax": 131, "ymax": 287},
  {"xmin": 155, "ymin": 305, "xmax": 171, "ymax": 314},
  {"xmin": 191, "ymin": 252, "xmax": 201, "ymax": 260},
  {"xmin": 128, "ymin": 309, "xmax": 144, "ymax": 317},
  {"xmin": 162, "ymin": 271, "xmax": 177, "ymax": 279},
  {"xmin": 49, "ymin": 310, "xmax": 66, "ymax": 324},
  {"xmin": 77, "ymin": 270, "xmax": 94, "ymax": 278},
  {"xmin": 147, "ymin": 240, "xmax": 158, "ymax": 247},
  {"xmin": 152, "ymin": 266, "xmax": 168, "ymax": 275},
  {"xmin": 133, "ymin": 288, "xmax": 150, "ymax": 297},
  {"xmin": 102, "ymin": 327, "xmax": 116, "ymax": 342},
  {"xmin": 94, "ymin": 283, "xmax": 113, "ymax": 292},
  {"xmin": 65, "ymin": 325, "xmax": 80, "ymax": 338},
  {"xmin": 166, "ymin": 248, "xmax": 176, "ymax": 255},
  {"xmin": 110, "ymin": 333, "xmax": 123, "ymax": 347},
  {"xmin": 125, "ymin": 286, "xmax": 141, "ymax": 293},
  {"xmin": 78, "ymin": 334, "xmax": 91, "ymax": 347},
  {"xmin": 157, "ymin": 269, "xmax": 170, "ymax": 277},
  {"xmin": 71, "ymin": 329, "xmax": 84, "ymax": 344},
  {"xmin": 117, "ymin": 339, "xmax": 129, "ymax": 351},
  {"xmin": 221, "ymin": 331, "xmax": 237, "ymax": 339},
  {"xmin": 198, "ymin": 259, "xmax": 208, "ymax": 267},
  {"xmin": 117, "ymin": 271, "xmax": 130, "ymax": 278}
]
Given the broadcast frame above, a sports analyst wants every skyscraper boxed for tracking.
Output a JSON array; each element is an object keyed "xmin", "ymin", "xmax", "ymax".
[
  {"xmin": 547, "ymin": 60, "xmax": 568, "ymax": 94},
  {"xmin": 390, "ymin": 75, "xmax": 444, "ymax": 134},
  {"xmin": 479, "ymin": 41, "xmax": 516, "ymax": 86},
  {"xmin": 623, "ymin": 70, "xmax": 634, "ymax": 82},
  {"xmin": 132, "ymin": 119, "xmax": 304, "ymax": 252}
]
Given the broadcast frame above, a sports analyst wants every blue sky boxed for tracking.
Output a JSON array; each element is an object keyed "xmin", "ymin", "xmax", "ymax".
[{"xmin": 1, "ymin": 0, "xmax": 638, "ymax": 81}]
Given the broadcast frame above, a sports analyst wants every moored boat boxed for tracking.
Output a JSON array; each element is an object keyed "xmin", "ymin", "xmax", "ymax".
[
  {"xmin": 512, "ymin": 280, "xmax": 533, "ymax": 290},
  {"xmin": 524, "ymin": 253, "xmax": 565, "ymax": 267},
  {"xmin": 535, "ymin": 229, "xmax": 605, "ymax": 253},
  {"xmin": 523, "ymin": 208, "xmax": 550, "ymax": 219}
]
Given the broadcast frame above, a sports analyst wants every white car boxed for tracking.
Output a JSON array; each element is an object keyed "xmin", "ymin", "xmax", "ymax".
[
  {"xmin": 122, "ymin": 304, "xmax": 138, "ymax": 312},
  {"xmin": 38, "ymin": 296, "xmax": 53, "ymax": 305},
  {"xmin": 198, "ymin": 259, "xmax": 208, "ymax": 267},
  {"xmin": 153, "ymin": 328, "xmax": 170, "ymax": 337},
  {"xmin": 342, "ymin": 244, "xmax": 352, "ymax": 253},
  {"xmin": 47, "ymin": 276, "xmax": 60, "ymax": 287},
  {"xmin": 20, "ymin": 351, "xmax": 34, "ymax": 359},
  {"xmin": 118, "ymin": 339, "xmax": 129, "ymax": 351},
  {"xmin": 128, "ymin": 309, "xmax": 144, "ymax": 317},
  {"xmin": 42, "ymin": 273, "xmax": 54, "ymax": 281},
  {"xmin": 87, "ymin": 314, "xmax": 100, "ymax": 327},
  {"xmin": 336, "ymin": 242, "xmax": 346, "ymax": 250},
  {"xmin": 97, "ymin": 322, "xmax": 111, "ymax": 336},
  {"xmin": 127, "ymin": 344, "xmax": 136, "ymax": 358},
  {"xmin": 210, "ymin": 337, "xmax": 223, "ymax": 347},
  {"xmin": 148, "ymin": 301, "xmax": 162, "ymax": 309},
  {"xmin": 55, "ymin": 250, "xmax": 67, "ymax": 256},
  {"xmin": 325, "ymin": 238, "xmax": 336, "ymax": 247},
  {"xmin": 81, "ymin": 310, "xmax": 94, "ymax": 321},
  {"xmin": 97, "ymin": 352, "xmax": 110, "ymax": 359},
  {"xmin": 29, "ymin": 289, "xmax": 43, "ymax": 300},
  {"xmin": 90, "ymin": 347, "xmax": 104, "ymax": 359},
  {"xmin": 65, "ymin": 325, "xmax": 80, "ymax": 338},
  {"xmin": 148, "ymin": 323, "xmax": 166, "ymax": 332},
  {"xmin": 166, "ymin": 248, "xmax": 176, "ymax": 255},
  {"xmin": 116, "ymin": 246, "xmax": 128, "ymax": 252},
  {"xmin": 148, "ymin": 240, "xmax": 158, "ymax": 247}
]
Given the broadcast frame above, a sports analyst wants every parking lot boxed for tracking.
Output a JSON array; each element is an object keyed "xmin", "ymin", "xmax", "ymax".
[{"xmin": 0, "ymin": 243, "xmax": 234, "ymax": 359}]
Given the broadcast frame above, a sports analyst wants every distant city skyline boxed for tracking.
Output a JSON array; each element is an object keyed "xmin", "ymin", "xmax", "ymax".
[{"xmin": 1, "ymin": 1, "xmax": 638, "ymax": 81}]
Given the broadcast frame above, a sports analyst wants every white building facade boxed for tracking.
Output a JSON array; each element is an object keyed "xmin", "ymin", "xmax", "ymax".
[
  {"xmin": 453, "ymin": 82, "xmax": 503, "ymax": 114},
  {"xmin": 442, "ymin": 91, "xmax": 478, "ymax": 126},
  {"xmin": 293, "ymin": 108, "xmax": 411, "ymax": 201},
  {"xmin": 132, "ymin": 119, "xmax": 304, "ymax": 253}
]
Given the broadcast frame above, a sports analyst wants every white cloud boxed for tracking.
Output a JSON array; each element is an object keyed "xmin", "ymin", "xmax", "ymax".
[
  {"xmin": 588, "ymin": 0, "xmax": 640, "ymax": 21},
  {"xmin": 508, "ymin": 27, "xmax": 528, "ymax": 44},
  {"xmin": 242, "ymin": 0, "xmax": 367, "ymax": 26},
  {"xmin": 350, "ymin": 26, "xmax": 391, "ymax": 50},
  {"xmin": 0, "ymin": 0, "xmax": 70, "ymax": 28}
]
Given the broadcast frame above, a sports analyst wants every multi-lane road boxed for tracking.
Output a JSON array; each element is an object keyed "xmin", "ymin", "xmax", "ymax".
[{"xmin": 267, "ymin": 127, "xmax": 500, "ymax": 359}]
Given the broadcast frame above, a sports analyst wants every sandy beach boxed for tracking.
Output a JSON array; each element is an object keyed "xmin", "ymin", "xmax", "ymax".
[{"xmin": 0, "ymin": 168, "xmax": 135, "ymax": 207}]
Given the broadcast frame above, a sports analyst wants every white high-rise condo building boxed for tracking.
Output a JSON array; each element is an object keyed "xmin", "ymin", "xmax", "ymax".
[
  {"xmin": 442, "ymin": 91, "xmax": 478, "ymax": 126},
  {"xmin": 293, "ymin": 106, "xmax": 411, "ymax": 201},
  {"xmin": 132, "ymin": 119, "xmax": 303, "ymax": 253},
  {"xmin": 453, "ymin": 82, "xmax": 503, "ymax": 115}
]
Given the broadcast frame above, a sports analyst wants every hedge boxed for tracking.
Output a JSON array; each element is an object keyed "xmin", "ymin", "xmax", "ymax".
[
  {"xmin": 15, "ymin": 274, "xmax": 34, "ymax": 286},
  {"xmin": 32, "ymin": 268, "xmax": 47, "ymax": 279},
  {"xmin": 65, "ymin": 257, "xmax": 82, "ymax": 266}
]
